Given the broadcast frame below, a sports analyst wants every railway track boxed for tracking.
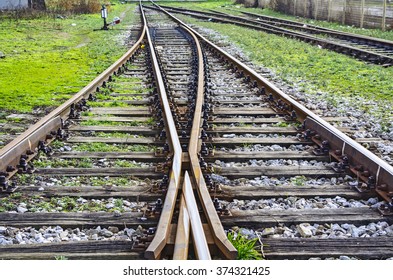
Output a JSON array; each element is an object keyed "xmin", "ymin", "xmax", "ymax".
[
  {"xmin": 0, "ymin": 2, "xmax": 393, "ymax": 260},
  {"xmin": 155, "ymin": 5, "xmax": 393, "ymax": 66}
]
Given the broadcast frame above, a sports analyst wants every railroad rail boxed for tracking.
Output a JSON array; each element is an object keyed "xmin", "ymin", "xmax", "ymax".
[
  {"xmin": 0, "ymin": 1, "xmax": 392, "ymax": 260},
  {"xmin": 155, "ymin": 5, "xmax": 393, "ymax": 66}
]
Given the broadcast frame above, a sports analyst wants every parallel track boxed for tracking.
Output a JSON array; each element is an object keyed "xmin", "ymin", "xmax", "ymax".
[
  {"xmin": 156, "ymin": 5, "xmax": 393, "ymax": 66},
  {"xmin": 0, "ymin": 2, "xmax": 392, "ymax": 260}
]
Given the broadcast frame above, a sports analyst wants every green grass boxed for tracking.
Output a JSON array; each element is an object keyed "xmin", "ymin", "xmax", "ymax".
[
  {"xmin": 0, "ymin": 195, "xmax": 127, "ymax": 213},
  {"xmin": 88, "ymin": 101, "xmax": 130, "ymax": 107},
  {"xmin": 0, "ymin": 2, "xmax": 137, "ymax": 113},
  {"xmin": 72, "ymin": 142, "xmax": 155, "ymax": 152},
  {"xmin": 290, "ymin": 175, "xmax": 307, "ymax": 186},
  {"xmin": 79, "ymin": 119, "xmax": 153, "ymax": 126},
  {"xmin": 234, "ymin": 7, "xmax": 393, "ymax": 41},
  {"xmin": 33, "ymin": 158, "xmax": 93, "ymax": 168},
  {"xmin": 228, "ymin": 230, "xmax": 263, "ymax": 260},
  {"xmin": 166, "ymin": 1, "xmax": 393, "ymax": 41}
]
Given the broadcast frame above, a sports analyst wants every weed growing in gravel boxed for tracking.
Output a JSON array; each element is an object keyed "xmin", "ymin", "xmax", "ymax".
[
  {"xmin": 94, "ymin": 132, "xmax": 145, "ymax": 138},
  {"xmin": 33, "ymin": 158, "xmax": 93, "ymax": 168},
  {"xmin": 88, "ymin": 101, "xmax": 129, "ymax": 107},
  {"xmin": 79, "ymin": 120, "xmax": 151, "ymax": 126},
  {"xmin": 272, "ymin": 122, "xmax": 290, "ymax": 128},
  {"xmin": 227, "ymin": 230, "xmax": 263, "ymax": 260},
  {"xmin": 0, "ymin": 195, "xmax": 130, "ymax": 213},
  {"xmin": 72, "ymin": 142, "xmax": 155, "ymax": 152},
  {"xmin": 113, "ymin": 160, "xmax": 140, "ymax": 168},
  {"xmin": 290, "ymin": 175, "xmax": 307, "ymax": 186},
  {"xmin": 50, "ymin": 140, "xmax": 65, "ymax": 149}
]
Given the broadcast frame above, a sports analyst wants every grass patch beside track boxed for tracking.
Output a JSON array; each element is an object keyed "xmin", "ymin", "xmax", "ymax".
[
  {"xmin": 164, "ymin": 1, "xmax": 393, "ymax": 41},
  {"xmin": 0, "ymin": 2, "xmax": 137, "ymax": 114}
]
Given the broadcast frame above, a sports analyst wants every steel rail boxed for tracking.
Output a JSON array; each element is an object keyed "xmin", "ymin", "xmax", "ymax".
[
  {"xmin": 0, "ymin": 8, "xmax": 147, "ymax": 176},
  {"xmin": 239, "ymin": 10, "xmax": 393, "ymax": 49},
  {"xmin": 181, "ymin": 171, "xmax": 210, "ymax": 260},
  {"xmin": 151, "ymin": 2, "xmax": 238, "ymax": 259},
  {"xmin": 168, "ymin": 5, "xmax": 393, "ymax": 50},
  {"xmin": 150, "ymin": 3, "xmax": 393, "ymax": 203},
  {"xmin": 155, "ymin": 5, "xmax": 393, "ymax": 65},
  {"xmin": 173, "ymin": 195, "xmax": 190, "ymax": 260},
  {"xmin": 143, "ymin": 3, "xmax": 213, "ymax": 258},
  {"xmin": 141, "ymin": 3, "xmax": 183, "ymax": 260}
]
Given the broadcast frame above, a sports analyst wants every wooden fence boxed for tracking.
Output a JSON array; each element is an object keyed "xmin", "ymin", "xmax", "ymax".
[{"xmin": 247, "ymin": 0, "xmax": 393, "ymax": 30}]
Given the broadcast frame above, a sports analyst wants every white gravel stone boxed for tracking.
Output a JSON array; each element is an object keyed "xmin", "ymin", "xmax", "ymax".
[
  {"xmin": 17, "ymin": 206, "xmax": 28, "ymax": 213},
  {"xmin": 0, "ymin": 226, "xmax": 6, "ymax": 234},
  {"xmin": 105, "ymin": 203, "xmax": 114, "ymax": 209},
  {"xmin": 298, "ymin": 223, "xmax": 313, "ymax": 238},
  {"xmin": 261, "ymin": 227, "xmax": 275, "ymax": 236}
]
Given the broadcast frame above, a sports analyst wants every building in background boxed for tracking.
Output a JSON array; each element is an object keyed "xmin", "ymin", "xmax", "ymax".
[
  {"xmin": 0, "ymin": 0, "xmax": 29, "ymax": 9},
  {"xmin": 0, "ymin": 0, "xmax": 46, "ymax": 10}
]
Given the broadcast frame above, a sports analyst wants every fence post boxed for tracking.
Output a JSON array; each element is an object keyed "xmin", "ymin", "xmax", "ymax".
[
  {"xmin": 327, "ymin": 0, "xmax": 332, "ymax": 21},
  {"xmin": 360, "ymin": 0, "xmax": 365, "ymax": 28},
  {"xmin": 342, "ymin": 0, "xmax": 347, "ymax": 25},
  {"xmin": 315, "ymin": 0, "xmax": 319, "ymax": 20},
  {"xmin": 382, "ymin": 0, "xmax": 387, "ymax": 31}
]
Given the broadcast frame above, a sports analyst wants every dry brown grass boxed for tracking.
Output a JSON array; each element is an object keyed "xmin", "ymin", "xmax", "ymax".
[{"xmin": 46, "ymin": 0, "xmax": 103, "ymax": 14}]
